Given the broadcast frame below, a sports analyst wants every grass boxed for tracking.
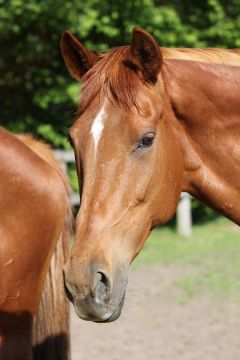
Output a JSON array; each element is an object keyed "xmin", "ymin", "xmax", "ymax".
[{"xmin": 133, "ymin": 217, "xmax": 240, "ymax": 299}]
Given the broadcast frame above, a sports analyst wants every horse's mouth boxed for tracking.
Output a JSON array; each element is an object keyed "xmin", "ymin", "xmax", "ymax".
[
  {"xmin": 73, "ymin": 292, "xmax": 126, "ymax": 323},
  {"xmin": 94, "ymin": 295, "xmax": 125, "ymax": 323}
]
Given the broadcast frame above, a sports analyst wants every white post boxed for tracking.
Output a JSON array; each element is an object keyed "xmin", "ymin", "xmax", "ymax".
[{"xmin": 177, "ymin": 193, "xmax": 192, "ymax": 237}]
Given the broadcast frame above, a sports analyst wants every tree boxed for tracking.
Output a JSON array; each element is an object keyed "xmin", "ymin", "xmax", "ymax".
[
  {"xmin": 1, "ymin": 0, "xmax": 239, "ymax": 221},
  {"xmin": 0, "ymin": 0, "xmax": 239, "ymax": 147}
]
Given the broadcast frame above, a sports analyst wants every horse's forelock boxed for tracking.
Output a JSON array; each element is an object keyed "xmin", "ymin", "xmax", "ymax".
[{"xmin": 76, "ymin": 46, "xmax": 142, "ymax": 116}]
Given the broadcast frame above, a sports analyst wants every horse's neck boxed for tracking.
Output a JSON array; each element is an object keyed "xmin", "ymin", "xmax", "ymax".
[{"xmin": 165, "ymin": 60, "xmax": 240, "ymax": 224}]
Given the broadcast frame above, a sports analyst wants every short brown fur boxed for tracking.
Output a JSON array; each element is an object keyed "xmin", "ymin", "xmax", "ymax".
[{"xmin": 0, "ymin": 129, "xmax": 71, "ymax": 359}]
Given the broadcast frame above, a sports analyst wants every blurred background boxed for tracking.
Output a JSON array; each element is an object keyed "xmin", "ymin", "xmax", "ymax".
[
  {"xmin": 1, "ymin": 1, "xmax": 240, "ymax": 359},
  {"xmin": 1, "ymin": 0, "xmax": 240, "ymax": 220}
]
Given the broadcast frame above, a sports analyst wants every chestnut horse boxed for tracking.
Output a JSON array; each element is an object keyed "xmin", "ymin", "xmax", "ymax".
[
  {"xmin": 0, "ymin": 128, "xmax": 71, "ymax": 359},
  {"xmin": 61, "ymin": 28, "xmax": 240, "ymax": 323}
]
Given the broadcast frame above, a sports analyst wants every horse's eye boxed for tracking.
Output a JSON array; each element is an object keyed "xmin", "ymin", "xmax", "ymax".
[{"xmin": 138, "ymin": 132, "xmax": 155, "ymax": 149}]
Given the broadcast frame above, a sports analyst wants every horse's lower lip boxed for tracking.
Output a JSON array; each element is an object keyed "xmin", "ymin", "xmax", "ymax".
[
  {"xmin": 94, "ymin": 294, "xmax": 125, "ymax": 323},
  {"xmin": 74, "ymin": 305, "xmax": 120, "ymax": 323},
  {"xmin": 74, "ymin": 292, "xmax": 125, "ymax": 323},
  {"xmin": 94, "ymin": 307, "xmax": 120, "ymax": 323}
]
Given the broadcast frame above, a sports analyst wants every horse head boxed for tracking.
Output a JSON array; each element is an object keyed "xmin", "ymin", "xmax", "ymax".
[{"xmin": 61, "ymin": 28, "xmax": 184, "ymax": 322}]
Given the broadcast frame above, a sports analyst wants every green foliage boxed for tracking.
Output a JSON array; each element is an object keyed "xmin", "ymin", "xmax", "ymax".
[
  {"xmin": 0, "ymin": 0, "xmax": 85, "ymax": 147},
  {"xmin": 1, "ymin": 0, "xmax": 240, "ymax": 146},
  {"xmin": 68, "ymin": 163, "xmax": 79, "ymax": 192},
  {"xmin": 191, "ymin": 199, "xmax": 218, "ymax": 223}
]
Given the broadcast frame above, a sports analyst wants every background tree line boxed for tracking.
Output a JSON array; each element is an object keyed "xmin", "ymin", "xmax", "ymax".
[{"xmin": 1, "ymin": 0, "xmax": 239, "ymax": 221}]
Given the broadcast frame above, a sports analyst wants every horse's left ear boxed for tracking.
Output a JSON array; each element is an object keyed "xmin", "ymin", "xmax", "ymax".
[
  {"xmin": 129, "ymin": 28, "xmax": 162, "ymax": 83},
  {"xmin": 61, "ymin": 30, "xmax": 99, "ymax": 81}
]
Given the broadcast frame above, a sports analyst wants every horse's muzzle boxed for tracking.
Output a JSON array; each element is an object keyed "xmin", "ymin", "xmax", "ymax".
[{"xmin": 63, "ymin": 260, "xmax": 127, "ymax": 322}]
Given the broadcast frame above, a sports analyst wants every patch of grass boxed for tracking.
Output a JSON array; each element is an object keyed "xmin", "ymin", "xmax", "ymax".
[
  {"xmin": 175, "ymin": 272, "xmax": 240, "ymax": 301},
  {"xmin": 133, "ymin": 218, "xmax": 240, "ymax": 298}
]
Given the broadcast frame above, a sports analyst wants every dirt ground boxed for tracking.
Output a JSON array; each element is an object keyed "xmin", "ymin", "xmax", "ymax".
[{"xmin": 70, "ymin": 265, "xmax": 240, "ymax": 360}]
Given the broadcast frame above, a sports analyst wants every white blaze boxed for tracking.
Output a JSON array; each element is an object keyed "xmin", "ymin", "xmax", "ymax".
[{"xmin": 90, "ymin": 105, "xmax": 105, "ymax": 153}]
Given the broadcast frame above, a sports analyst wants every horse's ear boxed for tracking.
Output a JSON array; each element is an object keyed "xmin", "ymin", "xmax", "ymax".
[
  {"xmin": 129, "ymin": 28, "xmax": 162, "ymax": 83},
  {"xmin": 61, "ymin": 31, "xmax": 99, "ymax": 80}
]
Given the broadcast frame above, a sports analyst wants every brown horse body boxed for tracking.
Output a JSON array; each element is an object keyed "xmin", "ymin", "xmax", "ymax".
[
  {"xmin": 0, "ymin": 128, "xmax": 71, "ymax": 359},
  {"xmin": 61, "ymin": 29, "xmax": 240, "ymax": 323}
]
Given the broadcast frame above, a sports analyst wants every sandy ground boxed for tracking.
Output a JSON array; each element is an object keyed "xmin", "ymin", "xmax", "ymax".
[{"xmin": 70, "ymin": 265, "xmax": 240, "ymax": 360}]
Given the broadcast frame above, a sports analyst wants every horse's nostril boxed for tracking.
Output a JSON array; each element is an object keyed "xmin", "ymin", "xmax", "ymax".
[
  {"xmin": 98, "ymin": 271, "xmax": 110, "ymax": 288},
  {"xmin": 93, "ymin": 271, "xmax": 111, "ymax": 304}
]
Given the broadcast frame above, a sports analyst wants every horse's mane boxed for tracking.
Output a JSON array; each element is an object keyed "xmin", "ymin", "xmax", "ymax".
[
  {"xmin": 77, "ymin": 46, "xmax": 240, "ymax": 116},
  {"xmin": 162, "ymin": 47, "xmax": 240, "ymax": 65}
]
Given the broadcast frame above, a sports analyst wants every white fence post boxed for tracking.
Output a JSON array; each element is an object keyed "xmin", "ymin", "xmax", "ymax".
[
  {"xmin": 54, "ymin": 150, "xmax": 193, "ymax": 236},
  {"xmin": 53, "ymin": 149, "xmax": 80, "ymax": 206},
  {"xmin": 177, "ymin": 192, "xmax": 192, "ymax": 237}
]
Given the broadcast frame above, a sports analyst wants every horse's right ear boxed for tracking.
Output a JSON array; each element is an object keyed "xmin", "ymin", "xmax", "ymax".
[
  {"xmin": 61, "ymin": 31, "xmax": 99, "ymax": 80},
  {"xmin": 129, "ymin": 28, "xmax": 162, "ymax": 83}
]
